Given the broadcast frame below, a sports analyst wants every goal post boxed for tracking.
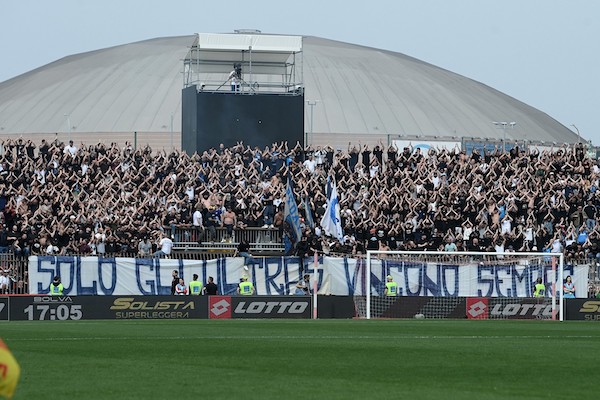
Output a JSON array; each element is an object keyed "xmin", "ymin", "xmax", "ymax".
[{"xmin": 363, "ymin": 250, "xmax": 565, "ymax": 321}]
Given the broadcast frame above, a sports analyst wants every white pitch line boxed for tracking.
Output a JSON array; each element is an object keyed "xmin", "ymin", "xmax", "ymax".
[{"xmin": 6, "ymin": 335, "xmax": 598, "ymax": 342}]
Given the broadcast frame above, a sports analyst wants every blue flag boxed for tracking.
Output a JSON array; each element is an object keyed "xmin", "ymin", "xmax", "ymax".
[
  {"xmin": 283, "ymin": 178, "xmax": 302, "ymax": 254},
  {"xmin": 304, "ymin": 196, "xmax": 315, "ymax": 229},
  {"xmin": 325, "ymin": 175, "xmax": 332, "ymax": 201},
  {"xmin": 320, "ymin": 179, "xmax": 343, "ymax": 241}
]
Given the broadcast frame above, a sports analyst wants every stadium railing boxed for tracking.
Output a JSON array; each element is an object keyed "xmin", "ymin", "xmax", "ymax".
[{"xmin": 169, "ymin": 226, "xmax": 284, "ymax": 254}]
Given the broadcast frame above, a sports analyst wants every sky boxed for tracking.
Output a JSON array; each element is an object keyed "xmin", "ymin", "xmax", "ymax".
[{"xmin": 2, "ymin": 0, "xmax": 599, "ymax": 143}]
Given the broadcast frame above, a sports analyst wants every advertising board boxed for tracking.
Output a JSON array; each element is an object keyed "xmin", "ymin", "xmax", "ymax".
[
  {"xmin": 0, "ymin": 297, "xmax": 8, "ymax": 321},
  {"xmin": 466, "ymin": 297, "xmax": 553, "ymax": 319},
  {"xmin": 209, "ymin": 296, "xmax": 311, "ymax": 319},
  {"xmin": 565, "ymin": 299, "xmax": 600, "ymax": 321},
  {"xmin": 8, "ymin": 296, "xmax": 208, "ymax": 321}
]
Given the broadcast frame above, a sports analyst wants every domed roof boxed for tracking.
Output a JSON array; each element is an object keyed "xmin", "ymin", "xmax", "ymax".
[
  {"xmin": 0, "ymin": 36, "xmax": 193, "ymax": 136},
  {"xmin": 0, "ymin": 34, "xmax": 577, "ymax": 145}
]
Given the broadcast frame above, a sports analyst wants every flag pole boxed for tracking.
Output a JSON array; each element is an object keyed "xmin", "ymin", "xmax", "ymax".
[{"xmin": 313, "ymin": 251, "xmax": 318, "ymax": 319}]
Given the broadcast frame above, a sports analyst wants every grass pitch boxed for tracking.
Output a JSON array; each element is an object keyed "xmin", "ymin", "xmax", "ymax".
[{"xmin": 2, "ymin": 319, "xmax": 598, "ymax": 400}]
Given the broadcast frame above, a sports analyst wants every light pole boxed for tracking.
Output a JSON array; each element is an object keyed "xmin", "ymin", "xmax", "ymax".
[
  {"xmin": 64, "ymin": 113, "xmax": 72, "ymax": 142},
  {"xmin": 306, "ymin": 100, "xmax": 318, "ymax": 146},
  {"xmin": 170, "ymin": 113, "xmax": 174, "ymax": 150},
  {"xmin": 571, "ymin": 124, "xmax": 581, "ymax": 143},
  {"xmin": 492, "ymin": 121, "xmax": 516, "ymax": 152}
]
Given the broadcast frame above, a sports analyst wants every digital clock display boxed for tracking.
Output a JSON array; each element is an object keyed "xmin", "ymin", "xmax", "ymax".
[{"xmin": 23, "ymin": 300, "xmax": 83, "ymax": 321}]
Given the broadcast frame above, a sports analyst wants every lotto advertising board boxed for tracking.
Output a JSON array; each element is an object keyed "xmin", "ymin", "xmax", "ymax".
[
  {"xmin": 466, "ymin": 297, "xmax": 555, "ymax": 320},
  {"xmin": 209, "ymin": 296, "xmax": 311, "ymax": 319}
]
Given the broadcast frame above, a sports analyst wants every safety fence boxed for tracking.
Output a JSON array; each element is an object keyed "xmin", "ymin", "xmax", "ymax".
[{"xmin": 169, "ymin": 226, "xmax": 284, "ymax": 253}]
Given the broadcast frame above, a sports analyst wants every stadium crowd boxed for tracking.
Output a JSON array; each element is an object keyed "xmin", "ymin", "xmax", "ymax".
[{"xmin": 0, "ymin": 137, "xmax": 599, "ymax": 269}]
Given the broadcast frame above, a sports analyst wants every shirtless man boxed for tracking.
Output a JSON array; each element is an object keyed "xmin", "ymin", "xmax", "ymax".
[{"xmin": 222, "ymin": 206, "xmax": 237, "ymax": 242}]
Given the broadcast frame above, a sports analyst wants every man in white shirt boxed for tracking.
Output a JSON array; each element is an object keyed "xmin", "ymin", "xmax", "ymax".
[
  {"xmin": 302, "ymin": 155, "xmax": 317, "ymax": 174},
  {"xmin": 314, "ymin": 147, "xmax": 326, "ymax": 166},
  {"xmin": 500, "ymin": 215, "xmax": 512, "ymax": 235},
  {"xmin": 551, "ymin": 238, "xmax": 563, "ymax": 253},
  {"xmin": 494, "ymin": 238, "xmax": 506, "ymax": 259},
  {"xmin": 192, "ymin": 207, "xmax": 204, "ymax": 243},
  {"xmin": 153, "ymin": 233, "xmax": 173, "ymax": 258},
  {"xmin": 228, "ymin": 63, "xmax": 241, "ymax": 91},
  {"xmin": 63, "ymin": 140, "xmax": 78, "ymax": 157},
  {"xmin": 0, "ymin": 269, "xmax": 11, "ymax": 294}
]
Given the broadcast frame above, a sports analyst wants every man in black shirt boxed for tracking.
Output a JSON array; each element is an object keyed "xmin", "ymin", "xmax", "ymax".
[
  {"xmin": 0, "ymin": 226, "xmax": 9, "ymax": 253},
  {"xmin": 295, "ymin": 236, "xmax": 310, "ymax": 275},
  {"xmin": 204, "ymin": 276, "xmax": 218, "ymax": 295},
  {"xmin": 467, "ymin": 237, "xmax": 486, "ymax": 252},
  {"xmin": 170, "ymin": 270, "xmax": 179, "ymax": 295},
  {"xmin": 366, "ymin": 229, "xmax": 380, "ymax": 251},
  {"xmin": 236, "ymin": 239, "xmax": 257, "ymax": 267},
  {"xmin": 583, "ymin": 203, "xmax": 596, "ymax": 230}
]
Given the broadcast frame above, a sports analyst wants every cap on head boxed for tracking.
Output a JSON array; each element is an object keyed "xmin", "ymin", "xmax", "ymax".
[{"xmin": 387, "ymin": 275, "xmax": 393, "ymax": 281}]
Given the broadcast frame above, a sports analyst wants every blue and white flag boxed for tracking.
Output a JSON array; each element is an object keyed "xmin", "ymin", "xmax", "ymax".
[
  {"xmin": 320, "ymin": 180, "xmax": 343, "ymax": 241},
  {"xmin": 304, "ymin": 196, "xmax": 315, "ymax": 229},
  {"xmin": 325, "ymin": 175, "xmax": 332, "ymax": 201},
  {"xmin": 283, "ymin": 178, "xmax": 302, "ymax": 254}
]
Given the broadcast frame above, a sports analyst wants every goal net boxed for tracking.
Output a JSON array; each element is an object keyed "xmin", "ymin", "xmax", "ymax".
[{"xmin": 359, "ymin": 251, "xmax": 564, "ymax": 321}]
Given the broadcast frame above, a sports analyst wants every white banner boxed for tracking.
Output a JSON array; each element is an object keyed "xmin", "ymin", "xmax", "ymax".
[
  {"xmin": 28, "ymin": 256, "xmax": 588, "ymax": 298},
  {"xmin": 392, "ymin": 139, "xmax": 461, "ymax": 155}
]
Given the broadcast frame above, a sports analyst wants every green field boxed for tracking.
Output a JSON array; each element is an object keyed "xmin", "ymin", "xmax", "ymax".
[{"xmin": 2, "ymin": 319, "xmax": 598, "ymax": 400}]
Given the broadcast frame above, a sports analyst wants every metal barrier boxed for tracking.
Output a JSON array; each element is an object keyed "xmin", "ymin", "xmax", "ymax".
[
  {"xmin": 169, "ymin": 226, "xmax": 284, "ymax": 253},
  {"xmin": 0, "ymin": 253, "xmax": 29, "ymax": 295}
]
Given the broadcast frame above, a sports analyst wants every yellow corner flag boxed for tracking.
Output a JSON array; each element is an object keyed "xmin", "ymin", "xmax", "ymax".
[{"xmin": 0, "ymin": 338, "xmax": 20, "ymax": 400}]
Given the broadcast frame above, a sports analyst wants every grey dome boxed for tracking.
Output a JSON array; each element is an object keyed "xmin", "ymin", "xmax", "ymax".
[{"xmin": 0, "ymin": 34, "xmax": 578, "ymax": 148}]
